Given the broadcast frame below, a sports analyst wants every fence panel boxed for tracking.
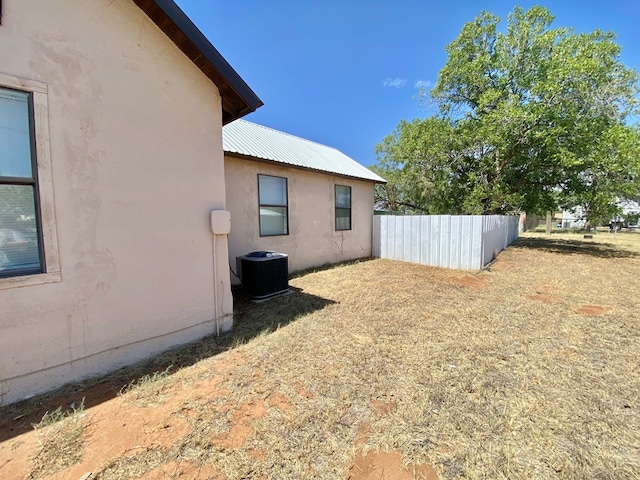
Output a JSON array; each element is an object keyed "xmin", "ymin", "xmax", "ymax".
[{"xmin": 373, "ymin": 215, "xmax": 519, "ymax": 270}]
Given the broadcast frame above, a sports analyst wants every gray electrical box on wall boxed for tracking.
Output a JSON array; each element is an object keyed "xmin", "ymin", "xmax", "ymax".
[{"xmin": 210, "ymin": 210, "xmax": 231, "ymax": 234}]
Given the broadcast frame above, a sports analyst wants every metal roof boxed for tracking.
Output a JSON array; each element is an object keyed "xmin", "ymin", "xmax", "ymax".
[{"xmin": 223, "ymin": 120, "xmax": 386, "ymax": 183}]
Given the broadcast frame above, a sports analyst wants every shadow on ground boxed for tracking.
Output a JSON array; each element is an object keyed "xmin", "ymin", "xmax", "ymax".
[
  {"xmin": 0, "ymin": 288, "xmax": 334, "ymax": 443},
  {"xmin": 513, "ymin": 236, "xmax": 639, "ymax": 259}
]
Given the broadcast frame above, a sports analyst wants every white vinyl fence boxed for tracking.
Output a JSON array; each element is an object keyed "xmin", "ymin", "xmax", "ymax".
[{"xmin": 372, "ymin": 215, "xmax": 520, "ymax": 270}]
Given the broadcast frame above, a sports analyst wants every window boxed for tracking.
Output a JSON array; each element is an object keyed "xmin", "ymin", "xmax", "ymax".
[
  {"xmin": 0, "ymin": 87, "xmax": 43, "ymax": 277},
  {"xmin": 258, "ymin": 174, "xmax": 288, "ymax": 236},
  {"xmin": 335, "ymin": 185, "xmax": 351, "ymax": 231},
  {"xmin": 0, "ymin": 73, "xmax": 59, "ymax": 288}
]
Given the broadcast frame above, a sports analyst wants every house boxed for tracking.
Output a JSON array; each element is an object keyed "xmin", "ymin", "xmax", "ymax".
[
  {"xmin": 560, "ymin": 198, "xmax": 640, "ymax": 229},
  {"xmin": 560, "ymin": 208, "xmax": 585, "ymax": 229},
  {"xmin": 618, "ymin": 198, "xmax": 640, "ymax": 225},
  {"xmin": 0, "ymin": 0, "xmax": 261, "ymax": 405},
  {"xmin": 223, "ymin": 120, "xmax": 386, "ymax": 280}
]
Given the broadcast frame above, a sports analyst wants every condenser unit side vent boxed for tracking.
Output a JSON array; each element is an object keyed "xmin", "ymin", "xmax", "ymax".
[{"xmin": 237, "ymin": 251, "xmax": 289, "ymax": 300}]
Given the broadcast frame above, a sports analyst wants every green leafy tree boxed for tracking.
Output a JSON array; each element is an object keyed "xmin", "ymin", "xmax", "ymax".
[
  {"xmin": 375, "ymin": 6, "xmax": 640, "ymax": 216},
  {"xmin": 560, "ymin": 124, "xmax": 640, "ymax": 227},
  {"xmin": 373, "ymin": 118, "xmax": 459, "ymax": 213}
]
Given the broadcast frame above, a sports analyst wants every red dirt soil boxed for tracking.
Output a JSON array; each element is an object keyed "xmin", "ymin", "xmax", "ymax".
[
  {"xmin": 0, "ymin": 349, "xmax": 438, "ymax": 480},
  {"xmin": 487, "ymin": 260, "xmax": 515, "ymax": 271},
  {"xmin": 527, "ymin": 293, "xmax": 564, "ymax": 304},
  {"xmin": 0, "ymin": 356, "xmax": 243, "ymax": 480},
  {"xmin": 451, "ymin": 276, "xmax": 487, "ymax": 289},
  {"xmin": 349, "ymin": 399, "xmax": 437, "ymax": 479},
  {"xmin": 140, "ymin": 461, "xmax": 225, "ymax": 480},
  {"xmin": 576, "ymin": 304, "xmax": 613, "ymax": 316},
  {"xmin": 216, "ymin": 400, "xmax": 267, "ymax": 449},
  {"xmin": 349, "ymin": 450, "xmax": 439, "ymax": 480}
]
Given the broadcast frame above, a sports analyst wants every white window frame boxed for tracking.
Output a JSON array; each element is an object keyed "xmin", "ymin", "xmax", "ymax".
[
  {"xmin": 0, "ymin": 73, "xmax": 61, "ymax": 289},
  {"xmin": 258, "ymin": 174, "xmax": 289, "ymax": 237}
]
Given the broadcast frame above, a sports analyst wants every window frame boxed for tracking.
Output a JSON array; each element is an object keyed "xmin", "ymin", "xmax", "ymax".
[
  {"xmin": 0, "ymin": 73, "xmax": 61, "ymax": 289},
  {"xmin": 257, "ymin": 174, "xmax": 289, "ymax": 237},
  {"xmin": 335, "ymin": 184, "xmax": 352, "ymax": 231},
  {"xmin": 0, "ymin": 87, "xmax": 45, "ymax": 278}
]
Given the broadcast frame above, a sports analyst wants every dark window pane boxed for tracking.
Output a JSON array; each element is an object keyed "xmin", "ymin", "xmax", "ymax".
[
  {"xmin": 0, "ymin": 88, "xmax": 33, "ymax": 178},
  {"xmin": 335, "ymin": 185, "xmax": 351, "ymax": 230},
  {"xmin": 336, "ymin": 185, "xmax": 351, "ymax": 208},
  {"xmin": 336, "ymin": 208, "xmax": 351, "ymax": 230},
  {"xmin": 0, "ymin": 185, "xmax": 41, "ymax": 274}
]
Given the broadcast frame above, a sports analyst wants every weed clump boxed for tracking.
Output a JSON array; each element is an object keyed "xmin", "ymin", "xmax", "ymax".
[{"xmin": 29, "ymin": 399, "xmax": 86, "ymax": 479}]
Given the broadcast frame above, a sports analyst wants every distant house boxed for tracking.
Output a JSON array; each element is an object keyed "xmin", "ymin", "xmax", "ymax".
[
  {"xmin": 0, "ymin": 0, "xmax": 261, "ymax": 405},
  {"xmin": 223, "ymin": 120, "xmax": 385, "ymax": 280},
  {"xmin": 619, "ymin": 198, "xmax": 640, "ymax": 219},
  {"xmin": 560, "ymin": 198, "xmax": 640, "ymax": 228},
  {"xmin": 560, "ymin": 208, "xmax": 585, "ymax": 229}
]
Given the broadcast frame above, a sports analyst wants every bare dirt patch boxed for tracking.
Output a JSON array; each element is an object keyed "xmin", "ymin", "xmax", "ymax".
[
  {"xmin": 450, "ymin": 275, "xmax": 487, "ymax": 289},
  {"xmin": 371, "ymin": 398, "xmax": 398, "ymax": 417},
  {"xmin": 1, "ymin": 232, "xmax": 639, "ymax": 479},
  {"xmin": 267, "ymin": 392, "xmax": 295, "ymax": 411},
  {"xmin": 576, "ymin": 304, "xmax": 614, "ymax": 316},
  {"xmin": 527, "ymin": 292, "xmax": 564, "ymax": 304},
  {"xmin": 140, "ymin": 460, "xmax": 224, "ymax": 480},
  {"xmin": 486, "ymin": 259, "xmax": 515, "ymax": 271},
  {"xmin": 350, "ymin": 450, "xmax": 439, "ymax": 480},
  {"xmin": 216, "ymin": 400, "xmax": 267, "ymax": 449}
]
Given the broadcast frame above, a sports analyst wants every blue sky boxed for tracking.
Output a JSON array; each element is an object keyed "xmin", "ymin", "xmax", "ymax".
[{"xmin": 175, "ymin": 1, "xmax": 639, "ymax": 167}]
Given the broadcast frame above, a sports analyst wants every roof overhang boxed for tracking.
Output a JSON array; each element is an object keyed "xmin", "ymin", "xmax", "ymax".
[
  {"xmin": 224, "ymin": 151, "xmax": 387, "ymax": 184},
  {"xmin": 133, "ymin": 0, "xmax": 263, "ymax": 124}
]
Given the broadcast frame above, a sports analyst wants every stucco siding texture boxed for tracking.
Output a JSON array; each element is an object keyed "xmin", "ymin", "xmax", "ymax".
[
  {"xmin": 0, "ymin": 0, "xmax": 232, "ymax": 404},
  {"xmin": 224, "ymin": 120, "xmax": 386, "ymax": 183},
  {"xmin": 225, "ymin": 155, "xmax": 375, "ymax": 283}
]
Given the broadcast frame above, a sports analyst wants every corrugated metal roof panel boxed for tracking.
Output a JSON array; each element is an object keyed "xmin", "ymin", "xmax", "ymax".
[{"xmin": 223, "ymin": 120, "xmax": 386, "ymax": 183}]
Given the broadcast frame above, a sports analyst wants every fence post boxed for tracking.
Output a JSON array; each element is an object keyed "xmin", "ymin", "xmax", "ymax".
[{"xmin": 546, "ymin": 212, "xmax": 552, "ymax": 235}]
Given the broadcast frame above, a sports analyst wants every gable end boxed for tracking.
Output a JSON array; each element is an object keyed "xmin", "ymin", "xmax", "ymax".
[{"xmin": 133, "ymin": 0, "xmax": 263, "ymax": 124}]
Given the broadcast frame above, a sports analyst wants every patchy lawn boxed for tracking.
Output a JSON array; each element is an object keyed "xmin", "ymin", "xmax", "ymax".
[{"xmin": 1, "ymin": 231, "xmax": 639, "ymax": 479}]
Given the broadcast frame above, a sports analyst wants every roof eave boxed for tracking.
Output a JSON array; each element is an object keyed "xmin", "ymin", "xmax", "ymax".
[{"xmin": 133, "ymin": 0, "xmax": 263, "ymax": 124}]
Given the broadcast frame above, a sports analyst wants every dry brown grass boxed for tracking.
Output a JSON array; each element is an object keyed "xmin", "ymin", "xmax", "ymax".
[
  {"xmin": 207, "ymin": 231, "xmax": 639, "ymax": 479},
  {"xmin": 28, "ymin": 400, "xmax": 86, "ymax": 479},
  {"xmin": 1, "ymin": 231, "xmax": 639, "ymax": 479},
  {"xmin": 94, "ymin": 448, "xmax": 166, "ymax": 480},
  {"xmin": 117, "ymin": 366, "xmax": 174, "ymax": 408}
]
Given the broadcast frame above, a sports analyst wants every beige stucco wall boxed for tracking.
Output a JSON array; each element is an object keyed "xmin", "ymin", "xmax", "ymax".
[
  {"xmin": 0, "ymin": 0, "xmax": 233, "ymax": 405},
  {"xmin": 225, "ymin": 155, "xmax": 376, "ymax": 282}
]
